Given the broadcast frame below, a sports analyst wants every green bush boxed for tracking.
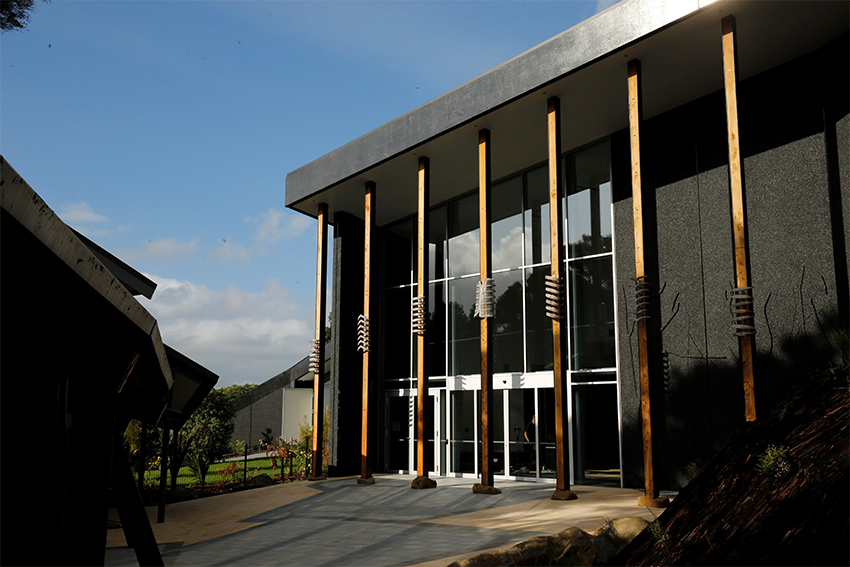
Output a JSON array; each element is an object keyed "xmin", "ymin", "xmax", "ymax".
[{"xmin": 756, "ymin": 444, "xmax": 791, "ymax": 478}]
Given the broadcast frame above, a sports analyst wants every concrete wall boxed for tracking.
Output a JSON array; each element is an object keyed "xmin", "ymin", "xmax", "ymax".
[
  {"xmin": 282, "ymin": 389, "xmax": 312, "ymax": 442},
  {"xmin": 614, "ymin": 33, "xmax": 848, "ymax": 491},
  {"xmin": 231, "ymin": 388, "xmax": 283, "ymax": 448}
]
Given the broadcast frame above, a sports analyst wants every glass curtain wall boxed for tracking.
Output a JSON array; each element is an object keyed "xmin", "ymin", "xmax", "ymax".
[
  {"xmin": 564, "ymin": 140, "xmax": 619, "ymax": 486},
  {"xmin": 379, "ymin": 139, "xmax": 618, "ymax": 484}
]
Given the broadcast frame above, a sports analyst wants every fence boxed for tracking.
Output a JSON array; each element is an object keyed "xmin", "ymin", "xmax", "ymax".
[{"xmin": 138, "ymin": 439, "xmax": 313, "ymax": 491}]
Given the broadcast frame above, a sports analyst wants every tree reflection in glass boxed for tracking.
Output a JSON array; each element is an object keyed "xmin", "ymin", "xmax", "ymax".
[
  {"xmin": 568, "ymin": 257, "xmax": 615, "ymax": 370},
  {"xmin": 448, "ymin": 277, "xmax": 478, "ymax": 375},
  {"xmin": 493, "ymin": 270, "xmax": 523, "ymax": 373},
  {"xmin": 565, "ymin": 140, "xmax": 612, "ymax": 259}
]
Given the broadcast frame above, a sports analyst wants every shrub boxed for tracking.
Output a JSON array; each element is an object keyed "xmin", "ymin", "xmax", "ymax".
[{"xmin": 756, "ymin": 444, "xmax": 791, "ymax": 478}]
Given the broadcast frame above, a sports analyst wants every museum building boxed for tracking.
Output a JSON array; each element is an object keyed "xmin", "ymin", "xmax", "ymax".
[{"xmin": 284, "ymin": 0, "xmax": 848, "ymax": 494}]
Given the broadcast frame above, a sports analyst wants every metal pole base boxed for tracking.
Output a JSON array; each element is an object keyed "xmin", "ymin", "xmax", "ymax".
[
  {"xmin": 356, "ymin": 476, "xmax": 376, "ymax": 485},
  {"xmin": 551, "ymin": 488, "xmax": 578, "ymax": 501},
  {"xmin": 472, "ymin": 483, "xmax": 502, "ymax": 495},
  {"xmin": 410, "ymin": 476, "xmax": 437, "ymax": 489},
  {"xmin": 638, "ymin": 495, "xmax": 670, "ymax": 508}
]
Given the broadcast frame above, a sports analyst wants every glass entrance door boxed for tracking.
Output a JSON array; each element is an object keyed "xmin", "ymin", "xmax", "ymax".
[
  {"xmin": 385, "ymin": 390, "xmax": 443, "ymax": 475},
  {"xmin": 570, "ymin": 380, "xmax": 620, "ymax": 486},
  {"xmin": 385, "ymin": 394, "xmax": 411, "ymax": 472},
  {"xmin": 413, "ymin": 394, "xmax": 433, "ymax": 473}
]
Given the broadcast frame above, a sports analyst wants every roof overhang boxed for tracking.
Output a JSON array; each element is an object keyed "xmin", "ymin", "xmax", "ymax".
[
  {"xmin": 1, "ymin": 156, "xmax": 173, "ymax": 423},
  {"xmin": 285, "ymin": 0, "xmax": 849, "ymax": 226},
  {"xmin": 159, "ymin": 345, "xmax": 219, "ymax": 429},
  {"xmin": 71, "ymin": 228, "xmax": 157, "ymax": 299}
]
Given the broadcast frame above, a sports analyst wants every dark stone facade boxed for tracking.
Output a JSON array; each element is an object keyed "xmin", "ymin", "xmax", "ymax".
[
  {"xmin": 614, "ymin": 33, "xmax": 849, "ymax": 490},
  {"xmin": 326, "ymin": 212, "xmax": 368, "ymax": 477}
]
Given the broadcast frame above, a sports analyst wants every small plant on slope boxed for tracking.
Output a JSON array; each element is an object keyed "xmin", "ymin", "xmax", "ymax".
[{"xmin": 756, "ymin": 444, "xmax": 791, "ymax": 478}]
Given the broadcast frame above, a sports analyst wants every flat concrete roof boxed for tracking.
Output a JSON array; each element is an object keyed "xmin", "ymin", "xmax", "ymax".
[{"xmin": 284, "ymin": 0, "xmax": 848, "ymax": 226}]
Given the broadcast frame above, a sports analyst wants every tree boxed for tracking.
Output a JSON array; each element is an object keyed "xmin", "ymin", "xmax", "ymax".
[
  {"xmin": 167, "ymin": 428, "xmax": 192, "ymax": 490},
  {"xmin": 1, "ymin": 0, "xmax": 49, "ymax": 32},
  {"xmin": 124, "ymin": 419, "xmax": 161, "ymax": 475},
  {"xmin": 325, "ymin": 311, "xmax": 333, "ymax": 343},
  {"xmin": 181, "ymin": 383, "xmax": 255, "ymax": 486}
]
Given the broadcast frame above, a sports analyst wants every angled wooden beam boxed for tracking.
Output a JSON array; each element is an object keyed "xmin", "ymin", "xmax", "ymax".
[
  {"xmin": 477, "ymin": 129, "xmax": 497, "ymax": 493},
  {"xmin": 358, "ymin": 182, "xmax": 376, "ymax": 484},
  {"xmin": 628, "ymin": 61, "xmax": 667, "ymax": 508},
  {"xmin": 411, "ymin": 157, "xmax": 435, "ymax": 489},
  {"xmin": 722, "ymin": 15, "xmax": 756, "ymax": 423},
  {"xmin": 547, "ymin": 97, "xmax": 576, "ymax": 501},
  {"xmin": 311, "ymin": 202, "xmax": 328, "ymax": 479}
]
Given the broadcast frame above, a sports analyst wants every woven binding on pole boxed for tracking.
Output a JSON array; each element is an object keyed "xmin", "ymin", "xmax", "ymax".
[
  {"xmin": 411, "ymin": 296, "xmax": 426, "ymax": 335},
  {"xmin": 357, "ymin": 314, "xmax": 370, "ymax": 353},
  {"xmin": 730, "ymin": 286, "xmax": 755, "ymax": 336},
  {"xmin": 544, "ymin": 274, "xmax": 564, "ymax": 320},
  {"xmin": 474, "ymin": 278, "xmax": 496, "ymax": 319},
  {"xmin": 634, "ymin": 276, "xmax": 650, "ymax": 322},
  {"xmin": 308, "ymin": 338, "xmax": 322, "ymax": 372}
]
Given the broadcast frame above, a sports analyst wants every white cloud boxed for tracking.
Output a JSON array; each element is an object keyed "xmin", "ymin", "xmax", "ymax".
[
  {"xmin": 141, "ymin": 274, "xmax": 312, "ymax": 387},
  {"xmin": 209, "ymin": 239, "xmax": 251, "ymax": 264},
  {"xmin": 596, "ymin": 0, "xmax": 621, "ymax": 13},
  {"xmin": 250, "ymin": 207, "xmax": 312, "ymax": 247},
  {"xmin": 448, "ymin": 231, "xmax": 480, "ymax": 277},
  {"xmin": 208, "ymin": 207, "xmax": 313, "ymax": 265},
  {"xmin": 120, "ymin": 237, "xmax": 199, "ymax": 261},
  {"xmin": 59, "ymin": 202, "xmax": 108, "ymax": 224},
  {"xmin": 493, "ymin": 226, "xmax": 524, "ymax": 271},
  {"xmin": 79, "ymin": 227, "xmax": 112, "ymax": 239}
]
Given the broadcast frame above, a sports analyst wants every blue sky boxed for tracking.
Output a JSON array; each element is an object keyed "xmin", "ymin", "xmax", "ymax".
[{"xmin": 2, "ymin": 0, "xmax": 616, "ymax": 387}]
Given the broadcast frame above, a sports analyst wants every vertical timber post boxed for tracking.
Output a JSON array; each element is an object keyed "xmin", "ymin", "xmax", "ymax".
[
  {"xmin": 137, "ymin": 421, "xmax": 147, "ymax": 494},
  {"xmin": 722, "ymin": 15, "xmax": 757, "ymax": 423},
  {"xmin": 412, "ymin": 157, "xmax": 435, "ymax": 489},
  {"xmin": 311, "ymin": 203, "xmax": 328, "ymax": 480},
  {"xmin": 547, "ymin": 98, "xmax": 577, "ymax": 501},
  {"xmin": 628, "ymin": 60, "xmax": 668, "ymax": 508},
  {"xmin": 474, "ymin": 129, "xmax": 499, "ymax": 495},
  {"xmin": 157, "ymin": 427, "xmax": 169, "ymax": 523},
  {"xmin": 358, "ymin": 182, "xmax": 376, "ymax": 484}
]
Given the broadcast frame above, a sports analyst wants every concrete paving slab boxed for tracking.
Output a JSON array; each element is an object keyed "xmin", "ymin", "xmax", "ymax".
[
  {"xmin": 106, "ymin": 481, "xmax": 320, "ymax": 548},
  {"xmin": 106, "ymin": 474, "xmax": 666, "ymax": 567}
]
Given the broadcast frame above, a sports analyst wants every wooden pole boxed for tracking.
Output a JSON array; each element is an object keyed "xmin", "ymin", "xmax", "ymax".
[
  {"xmin": 311, "ymin": 203, "xmax": 328, "ymax": 479},
  {"xmin": 137, "ymin": 420, "xmax": 147, "ymax": 494},
  {"xmin": 628, "ymin": 60, "xmax": 667, "ymax": 508},
  {"xmin": 414, "ymin": 157, "xmax": 432, "ymax": 485},
  {"xmin": 547, "ymin": 98, "xmax": 577, "ymax": 501},
  {"xmin": 478, "ymin": 129, "xmax": 495, "ymax": 490},
  {"xmin": 722, "ymin": 15, "xmax": 756, "ymax": 423},
  {"xmin": 157, "ymin": 428, "xmax": 168, "ymax": 523},
  {"xmin": 359, "ymin": 182, "xmax": 376, "ymax": 483}
]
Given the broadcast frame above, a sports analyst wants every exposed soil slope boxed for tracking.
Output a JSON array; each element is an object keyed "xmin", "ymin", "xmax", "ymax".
[{"xmin": 617, "ymin": 377, "xmax": 849, "ymax": 566}]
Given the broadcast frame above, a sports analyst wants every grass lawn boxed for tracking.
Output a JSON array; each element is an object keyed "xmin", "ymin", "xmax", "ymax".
[{"xmin": 144, "ymin": 456, "xmax": 308, "ymax": 488}]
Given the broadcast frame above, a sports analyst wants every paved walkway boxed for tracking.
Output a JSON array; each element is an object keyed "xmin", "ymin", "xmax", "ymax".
[{"xmin": 106, "ymin": 475, "xmax": 665, "ymax": 566}]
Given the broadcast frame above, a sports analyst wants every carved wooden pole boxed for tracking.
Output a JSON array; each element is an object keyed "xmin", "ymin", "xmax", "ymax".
[
  {"xmin": 628, "ymin": 60, "xmax": 667, "ymax": 508},
  {"xmin": 310, "ymin": 202, "xmax": 328, "ymax": 479},
  {"xmin": 547, "ymin": 97, "xmax": 577, "ymax": 501},
  {"xmin": 358, "ymin": 182, "xmax": 376, "ymax": 483},
  {"xmin": 412, "ymin": 157, "xmax": 435, "ymax": 488},
  {"xmin": 476, "ymin": 129, "xmax": 497, "ymax": 493},
  {"xmin": 722, "ymin": 15, "xmax": 757, "ymax": 422}
]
